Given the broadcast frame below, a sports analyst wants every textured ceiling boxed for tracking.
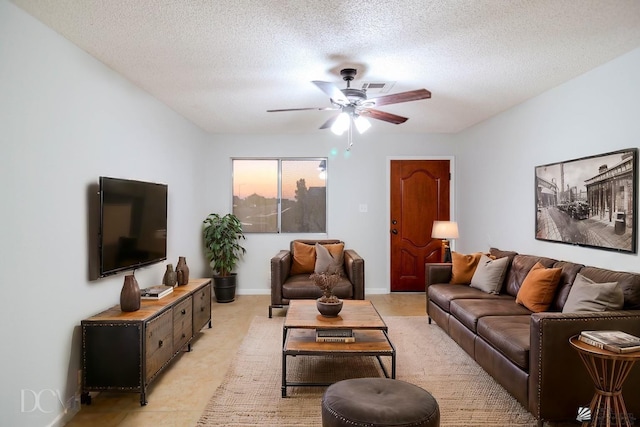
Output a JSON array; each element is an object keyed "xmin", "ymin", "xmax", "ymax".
[{"xmin": 11, "ymin": 0, "xmax": 640, "ymax": 134}]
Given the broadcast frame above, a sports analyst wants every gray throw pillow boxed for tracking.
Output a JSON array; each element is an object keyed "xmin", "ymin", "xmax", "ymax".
[
  {"xmin": 314, "ymin": 243, "xmax": 343, "ymax": 275},
  {"xmin": 470, "ymin": 255, "xmax": 509, "ymax": 294},
  {"xmin": 562, "ymin": 273, "xmax": 623, "ymax": 313}
]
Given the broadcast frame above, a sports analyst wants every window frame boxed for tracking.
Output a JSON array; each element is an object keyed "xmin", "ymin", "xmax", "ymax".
[{"xmin": 231, "ymin": 157, "xmax": 328, "ymax": 234}]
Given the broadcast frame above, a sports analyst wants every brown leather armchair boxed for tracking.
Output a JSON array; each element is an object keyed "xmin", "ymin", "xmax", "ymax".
[{"xmin": 269, "ymin": 239, "xmax": 365, "ymax": 317}]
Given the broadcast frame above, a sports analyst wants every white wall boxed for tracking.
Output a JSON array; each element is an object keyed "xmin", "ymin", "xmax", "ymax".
[
  {"xmin": 0, "ymin": 2, "xmax": 209, "ymax": 426},
  {"xmin": 456, "ymin": 47, "xmax": 640, "ymax": 272},
  {"xmin": 203, "ymin": 133, "xmax": 457, "ymax": 295}
]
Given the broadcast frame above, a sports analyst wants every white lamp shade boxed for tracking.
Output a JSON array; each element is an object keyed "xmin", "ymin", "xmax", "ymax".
[
  {"xmin": 331, "ymin": 112, "xmax": 350, "ymax": 135},
  {"xmin": 431, "ymin": 221, "xmax": 459, "ymax": 239},
  {"xmin": 354, "ymin": 115, "xmax": 371, "ymax": 134}
]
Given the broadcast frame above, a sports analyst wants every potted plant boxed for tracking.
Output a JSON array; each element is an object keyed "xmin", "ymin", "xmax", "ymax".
[
  {"xmin": 203, "ymin": 213, "xmax": 246, "ymax": 303},
  {"xmin": 311, "ymin": 272, "xmax": 343, "ymax": 317}
]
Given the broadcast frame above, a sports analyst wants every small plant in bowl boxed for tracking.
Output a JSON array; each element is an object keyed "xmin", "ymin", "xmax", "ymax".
[{"xmin": 311, "ymin": 272, "xmax": 343, "ymax": 316}]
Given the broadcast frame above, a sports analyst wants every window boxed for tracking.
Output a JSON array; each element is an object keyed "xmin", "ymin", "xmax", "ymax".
[{"xmin": 232, "ymin": 158, "xmax": 327, "ymax": 233}]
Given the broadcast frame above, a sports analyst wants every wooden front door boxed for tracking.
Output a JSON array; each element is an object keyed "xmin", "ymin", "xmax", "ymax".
[{"xmin": 390, "ymin": 160, "xmax": 451, "ymax": 292}]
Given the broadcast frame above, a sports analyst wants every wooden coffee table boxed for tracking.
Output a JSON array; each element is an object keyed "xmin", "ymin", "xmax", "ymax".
[{"xmin": 281, "ymin": 299, "xmax": 396, "ymax": 397}]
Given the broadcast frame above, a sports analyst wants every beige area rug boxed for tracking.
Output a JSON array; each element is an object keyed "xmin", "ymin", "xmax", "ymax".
[{"xmin": 197, "ymin": 316, "xmax": 538, "ymax": 426}]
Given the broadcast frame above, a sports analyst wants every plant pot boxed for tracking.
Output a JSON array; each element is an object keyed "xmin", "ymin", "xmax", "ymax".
[
  {"xmin": 213, "ymin": 273, "xmax": 237, "ymax": 303},
  {"xmin": 316, "ymin": 298, "xmax": 343, "ymax": 317}
]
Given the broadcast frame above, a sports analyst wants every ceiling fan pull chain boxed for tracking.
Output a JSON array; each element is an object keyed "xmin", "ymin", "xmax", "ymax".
[{"xmin": 346, "ymin": 120, "xmax": 354, "ymax": 151}]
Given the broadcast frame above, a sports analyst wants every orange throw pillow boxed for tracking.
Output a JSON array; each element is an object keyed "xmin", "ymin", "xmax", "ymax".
[
  {"xmin": 516, "ymin": 262, "xmax": 562, "ymax": 312},
  {"xmin": 290, "ymin": 241, "xmax": 316, "ymax": 275},
  {"xmin": 450, "ymin": 252, "xmax": 484, "ymax": 284}
]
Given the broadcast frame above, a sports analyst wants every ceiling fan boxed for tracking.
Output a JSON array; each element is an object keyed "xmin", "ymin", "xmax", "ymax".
[{"xmin": 267, "ymin": 68, "xmax": 431, "ymax": 135}]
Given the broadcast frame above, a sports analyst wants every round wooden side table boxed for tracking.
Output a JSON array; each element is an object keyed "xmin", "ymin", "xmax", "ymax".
[{"xmin": 570, "ymin": 335, "xmax": 640, "ymax": 427}]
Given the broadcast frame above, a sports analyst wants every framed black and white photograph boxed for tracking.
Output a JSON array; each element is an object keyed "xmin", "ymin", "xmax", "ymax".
[{"xmin": 535, "ymin": 148, "xmax": 637, "ymax": 253}]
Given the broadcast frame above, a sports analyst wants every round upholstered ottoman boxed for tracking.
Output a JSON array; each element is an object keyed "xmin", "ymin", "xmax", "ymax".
[{"xmin": 321, "ymin": 378, "xmax": 440, "ymax": 427}]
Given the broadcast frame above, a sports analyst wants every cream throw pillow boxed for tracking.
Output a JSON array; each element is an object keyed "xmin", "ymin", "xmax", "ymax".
[
  {"xmin": 562, "ymin": 273, "xmax": 623, "ymax": 313},
  {"xmin": 314, "ymin": 243, "xmax": 344, "ymax": 275},
  {"xmin": 470, "ymin": 254, "xmax": 509, "ymax": 294}
]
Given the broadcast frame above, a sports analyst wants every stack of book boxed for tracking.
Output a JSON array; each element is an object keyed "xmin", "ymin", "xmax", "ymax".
[
  {"xmin": 140, "ymin": 285, "xmax": 174, "ymax": 300},
  {"xmin": 315, "ymin": 329, "xmax": 355, "ymax": 343},
  {"xmin": 578, "ymin": 330, "xmax": 640, "ymax": 353}
]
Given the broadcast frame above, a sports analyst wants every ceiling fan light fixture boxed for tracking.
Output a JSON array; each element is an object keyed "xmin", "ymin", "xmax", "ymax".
[
  {"xmin": 354, "ymin": 115, "xmax": 371, "ymax": 134},
  {"xmin": 331, "ymin": 112, "xmax": 350, "ymax": 135}
]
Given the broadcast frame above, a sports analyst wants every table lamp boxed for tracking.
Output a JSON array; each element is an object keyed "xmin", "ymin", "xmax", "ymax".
[{"xmin": 431, "ymin": 221, "xmax": 459, "ymax": 263}]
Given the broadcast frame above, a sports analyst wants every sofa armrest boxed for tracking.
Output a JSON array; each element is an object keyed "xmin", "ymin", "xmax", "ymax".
[
  {"xmin": 270, "ymin": 250, "xmax": 291, "ymax": 305},
  {"xmin": 425, "ymin": 263, "xmax": 452, "ymax": 314},
  {"xmin": 425, "ymin": 263, "xmax": 452, "ymax": 289},
  {"xmin": 529, "ymin": 310, "xmax": 640, "ymax": 422},
  {"xmin": 344, "ymin": 249, "xmax": 365, "ymax": 300}
]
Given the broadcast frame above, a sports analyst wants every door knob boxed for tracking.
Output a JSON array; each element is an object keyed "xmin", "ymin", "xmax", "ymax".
[{"xmin": 391, "ymin": 229, "xmax": 398, "ymax": 234}]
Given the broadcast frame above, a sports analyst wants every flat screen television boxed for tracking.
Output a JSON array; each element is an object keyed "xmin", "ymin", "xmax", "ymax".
[{"xmin": 98, "ymin": 177, "xmax": 167, "ymax": 277}]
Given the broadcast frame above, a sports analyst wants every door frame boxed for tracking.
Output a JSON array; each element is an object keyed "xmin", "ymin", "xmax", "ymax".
[{"xmin": 385, "ymin": 156, "xmax": 456, "ymax": 293}]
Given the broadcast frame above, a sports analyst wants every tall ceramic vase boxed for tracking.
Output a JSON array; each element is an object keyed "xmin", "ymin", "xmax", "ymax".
[
  {"xmin": 163, "ymin": 264, "xmax": 178, "ymax": 287},
  {"xmin": 176, "ymin": 256, "xmax": 190, "ymax": 286},
  {"xmin": 120, "ymin": 274, "xmax": 141, "ymax": 312}
]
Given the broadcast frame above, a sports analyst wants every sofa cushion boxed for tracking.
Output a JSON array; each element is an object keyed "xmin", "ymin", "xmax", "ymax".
[
  {"xmin": 489, "ymin": 248, "xmax": 518, "ymax": 286},
  {"xmin": 516, "ymin": 262, "xmax": 562, "ymax": 312},
  {"xmin": 450, "ymin": 299, "xmax": 531, "ymax": 333},
  {"xmin": 477, "ymin": 316, "xmax": 531, "ymax": 370},
  {"xmin": 290, "ymin": 241, "xmax": 316, "ymax": 275},
  {"xmin": 282, "ymin": 274, "xmax": 353, "ymax": 300},
  {"xmin": 470, "ymin": 255, "xmax": 509, "ymax": 294},
  {"xmin": 450, "ymin": 252, "xmax": 483, "ymax": 284},
  {"xmin": 314, "ymin": 242, "xmax": 345, "ymax": 275},
  {"xmin": 550, "ymin": 261, "xmax": 585, "ymax": 311},
  {"xmin": 503, "ymin": 255, "xmax": 557, "ymax": 298},
  {"xmin": 579, "ymin": 266, "xmax": 640, "ymax": 310},
  {"xmin": 428, "ymin": 284, "xmax": 513, "ymax": 312},
  {"xmin": 562, "ymin": 273, "xmax": 624, "ymax": 313},
  {"xmin": 489, "ymin": 248, "xmax": 518, "ymax": 262}
]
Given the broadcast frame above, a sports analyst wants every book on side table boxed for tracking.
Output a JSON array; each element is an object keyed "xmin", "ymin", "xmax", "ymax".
[
  {"xmin": 140, "ymin": 285, "xmax": 174, "ymax": 300},
  {"xmin": 316, "ymin": 329, "xmax": 356, "ymax": 343},
  {"xmin": 578, "ymin": 330, "xmax": 640, "ymax": 354}
]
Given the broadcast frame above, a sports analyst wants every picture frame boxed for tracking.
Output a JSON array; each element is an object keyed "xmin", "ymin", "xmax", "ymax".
[{"xmin": 535, "ymin": 148, "xmax": 637, "ymax": 253}]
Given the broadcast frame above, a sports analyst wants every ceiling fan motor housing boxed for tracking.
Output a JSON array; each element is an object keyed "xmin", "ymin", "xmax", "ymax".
[
  {"xmin": 342, "ymin": 88, "xmax": 367, "ymax": 103},
  {"xmin": 340, "ymin": 68, "xmax": 358, "ymax": 81}
]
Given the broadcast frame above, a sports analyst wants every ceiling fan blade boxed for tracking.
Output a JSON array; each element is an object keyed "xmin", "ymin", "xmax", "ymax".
[
  {"xmin": 319, "ymin": 113, "xmax": 340, "ymax": 129},
  {"xmin": 359, "ymin": 108, "xmax": 408, "ymax": 125},
  {"xmin": 368, "ymin": 89, "xmax": 431, "ymax": 107},
  {"xmin": 267, "ymin": 107, "xmax": 337, "ymax": 112},
  {"xmin": 312, "ymin": 81, "xmax": 349, "ymax": 105}
]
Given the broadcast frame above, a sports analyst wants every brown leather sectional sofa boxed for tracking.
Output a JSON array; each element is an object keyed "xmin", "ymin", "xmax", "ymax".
[{"xmin": 426, "ymin": 248, "xmax": 640, "ymax": 425}]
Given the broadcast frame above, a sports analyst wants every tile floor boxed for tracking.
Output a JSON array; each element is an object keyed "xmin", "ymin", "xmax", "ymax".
[{"xmin": 65, "ymin": 293, "xmax": 427, "ymax": 427}]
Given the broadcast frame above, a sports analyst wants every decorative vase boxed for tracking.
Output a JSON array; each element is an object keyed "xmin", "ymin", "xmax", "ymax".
[
  {"xmin": 120, "ymin": 275, "xmax": 141, "ymax": 312},
  {"xmin": 162, "ymin": 264, "xmax": 178, "ymax": 287},
  {"xmin": 316, "ymin": 298, "xmax": 343, "ymax": 317},
  {"xmin": 176, "ymin": 256, "xmax": 190, "ymax": 286}
]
